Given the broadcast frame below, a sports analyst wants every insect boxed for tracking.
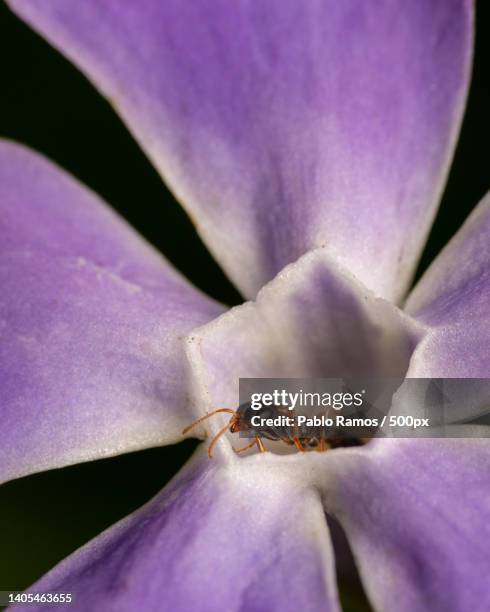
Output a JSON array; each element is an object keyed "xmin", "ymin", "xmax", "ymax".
[{"xmin": 182, "ymin": 402, "xmax": 365, "ymax": 458}]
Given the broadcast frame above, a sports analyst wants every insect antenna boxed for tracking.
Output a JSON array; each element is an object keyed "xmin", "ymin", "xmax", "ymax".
[
  {"xmin": 182, "ymin": 408, "xmax": 237, "ymax": 458},
  {"xmin": 207, "ymin": 421, "xmax": 235, "ymax": 458},
  {"xmin": 182, "ymin": 408, "xmax": 235, "ymax": 435}
]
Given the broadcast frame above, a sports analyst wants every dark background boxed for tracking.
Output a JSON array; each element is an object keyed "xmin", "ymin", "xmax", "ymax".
[{"xmin": 0, "ymin": 2, "xmax": 488, "ymax": 611}]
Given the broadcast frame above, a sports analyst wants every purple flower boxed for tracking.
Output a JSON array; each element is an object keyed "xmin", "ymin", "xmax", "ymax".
[{"xmin": 1, "ymin": 1, "xmax": 488, "ymax": 611}]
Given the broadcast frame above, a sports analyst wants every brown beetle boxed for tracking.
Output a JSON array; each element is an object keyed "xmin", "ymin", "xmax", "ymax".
[{"xmin": 183, "ymin": 402, "xmax": 365, "ymax": 457}]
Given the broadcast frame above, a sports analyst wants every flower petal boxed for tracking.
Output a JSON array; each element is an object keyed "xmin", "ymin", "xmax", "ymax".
[
  {"xmin": 321, "ymin": 435, "xmax": 490, "ymax": 612},
  {"xmin": 7, "ymin": 0, "xmax": 473, "ymax": 301},
  {"xmin": 399, "ymin": 194, "xmax": 490, "ymax": 419},
  {"xmin": 406, "ymin": 192, "xmax": 490, "ymax": 328},
  {"xmin": 14, "ymin": 449, "xmax": 341, "ymax": 612},
  {"xmin": 185, "ymin": 249, "xmax": 422, "ymax": 459},
  {"xmin": 0, "ymin": 140, "xmax": 223, "ymax": 484}
]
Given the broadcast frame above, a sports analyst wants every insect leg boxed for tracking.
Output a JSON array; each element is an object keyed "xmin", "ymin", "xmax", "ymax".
[
  {"xmin": 255, "ymin": 436, "xmax": 267, "ymax": 453},
  {"xmin": 233, "ymin": 439, "xmax": 257, "ymax": 454},
  {"xmin": 293, "ymin": 437, "xmax": 305, "ymax": 452},
  {"xmin": 317, "ymin": 438, "xmax": 328, "ymax": 452}
]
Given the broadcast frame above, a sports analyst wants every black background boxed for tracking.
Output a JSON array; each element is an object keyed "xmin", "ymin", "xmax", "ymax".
[{"xmin": 0, "ymin": 3, "xmax": 488, "ymax": 610}]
